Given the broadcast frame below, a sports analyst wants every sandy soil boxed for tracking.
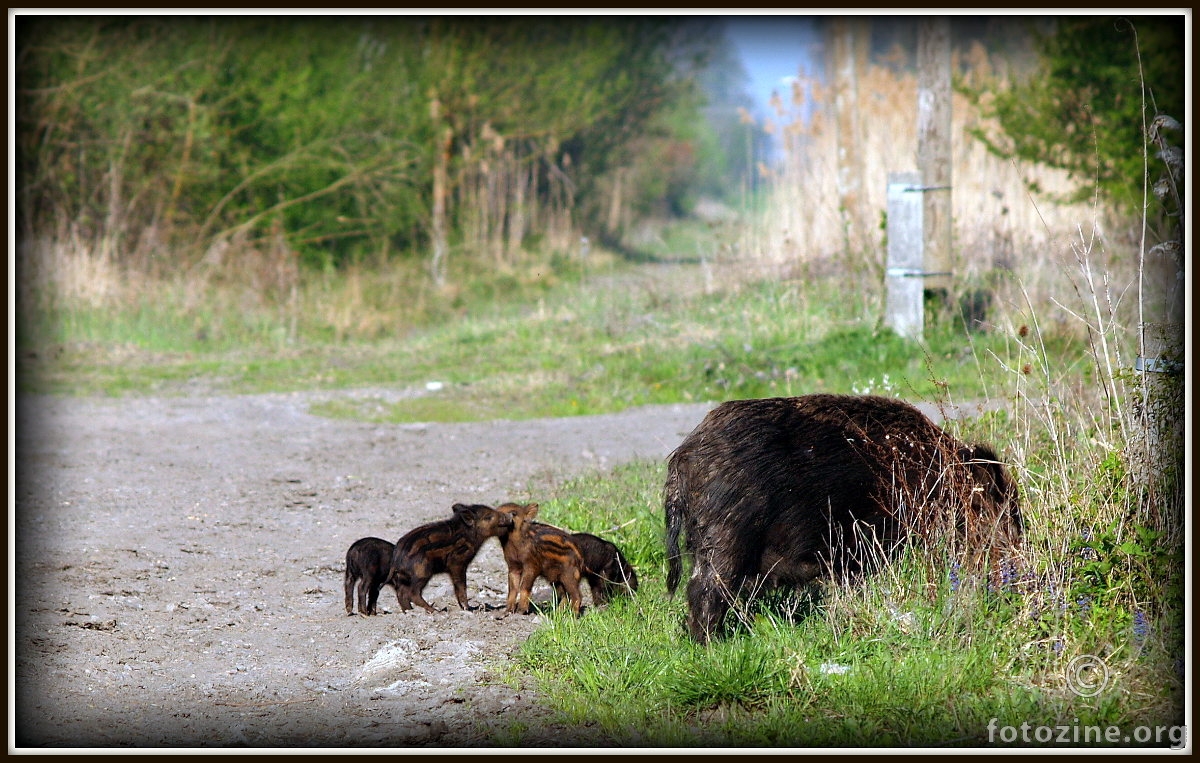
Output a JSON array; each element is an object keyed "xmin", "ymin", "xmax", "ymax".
[{"xmin": 13, "ymin": 389, "xmax": 716, "ymax": 749}]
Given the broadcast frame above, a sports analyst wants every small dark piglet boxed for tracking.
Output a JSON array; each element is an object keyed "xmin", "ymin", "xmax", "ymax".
[
  {"xmin": 388, "ymin": 503, "xmax": 513, "ymax": 613},
  {"xmin": 344, "ymin": 536, "xmax": 396, "ymax": 616},
  {"xmin": 567, "ymin": 532, "xmax": 638, "ymax": 606},
  {"xmin": 497, "ymin": 502, "xmax": 585, "ymax": 616}
]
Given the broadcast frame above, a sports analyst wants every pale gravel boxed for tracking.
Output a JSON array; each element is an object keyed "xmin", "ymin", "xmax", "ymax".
[{"xmin": 14, "ymin": 389, "xmax": 714, "ymax": 749}]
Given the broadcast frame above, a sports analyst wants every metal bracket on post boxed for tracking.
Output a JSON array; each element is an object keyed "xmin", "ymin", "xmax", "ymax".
[
  {"xmin": 1135, "ymin": 356, "xmax": 1184, "ymax": 375},
  {"xmin": 886, "ymin": 268, "xmax": 953, "ymax": 279}
]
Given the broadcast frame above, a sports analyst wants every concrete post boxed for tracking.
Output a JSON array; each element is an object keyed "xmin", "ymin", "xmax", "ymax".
[{"xmin": 886, "ymin": 172, "xmax": 924, "ymax": 341}]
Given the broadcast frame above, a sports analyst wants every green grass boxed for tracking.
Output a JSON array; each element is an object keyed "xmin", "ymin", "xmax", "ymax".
[
  {"xmin": 492, "ymin": 460, "xmax": 1186, "ymax": 748},
  {"xmin": 18, "ymin": 255, "xmax": 1084, "ymax": 426}
]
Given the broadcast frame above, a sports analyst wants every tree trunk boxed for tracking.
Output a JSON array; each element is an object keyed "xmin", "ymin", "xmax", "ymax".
[
  {"xmin": 917, "ymin": 17, "xmax": 953, "ymax": 300},
  {"xmin": 828, "ymin": 17, "xmax": 869, "ymax": 260},
  {"xmin": 507, "ymin": 151, "xmax": 528, "ymax": 259},
  {"xmin": 429, "ymin": 98, "xmax": 451, "ymax": 286},
  {"xmin": 606, "ymin": 167, "xmax": 624, "ymax": 235}
]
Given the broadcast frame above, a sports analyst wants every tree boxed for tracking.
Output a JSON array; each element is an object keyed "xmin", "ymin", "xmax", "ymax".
[
  {"xmin": 16, "ymin": 16, "xmax": 427, "ymax": 268},
  {"xmin": 16, "ymin": 16, "xmax": 714, "ymax": 275},
  {"xmin": 963, "ymin": 16, "xmax": 1185, "ymax": 217}
]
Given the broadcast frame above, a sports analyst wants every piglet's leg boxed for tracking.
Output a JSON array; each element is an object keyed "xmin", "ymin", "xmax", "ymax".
[
  {"xmin": 366, "ymin": 579, "xmax": 382, "ymax": 616},
  {"xmin": 394, "ymin": 583, "xmax": 418, "ymax": 612},
  {"xmin": 516, "ymin": 568, "xmax": 539, "ymax": 615},
  {"xmin": 560, "ymin": 570, "xmax": 584, "ymax": 616},
  {"xmin": 449, "ymin": 568, "xmax": 472, "ymax": 610},
  {"xmin": 505, "ymin": 565, "xmax": 522, "ymax": 612},
  {"xmin": 405, "ymin": 578, "xmax": 439, "ymax": 614},
  {"xmin": 345, "ymin": 574, "xmax": 356, "ymax": 615}
]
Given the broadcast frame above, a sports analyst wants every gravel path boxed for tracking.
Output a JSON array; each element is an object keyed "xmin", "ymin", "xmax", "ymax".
[{"xmin": 13, "ymin": 390, "xmax": 715, "ymax": 748}]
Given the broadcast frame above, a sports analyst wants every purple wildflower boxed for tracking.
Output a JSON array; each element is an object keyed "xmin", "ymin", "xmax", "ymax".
[
  {"xmin": 1078, "ymin": 529, "xmax": 1097, "ymax": 560},
  {"xmin": 1000, "ymin": 559, "xmax": 1017, "ymax": 590},
  {"xmin": 1133, "ymin": 610, "xmax": 1149, "ymax": 645}
]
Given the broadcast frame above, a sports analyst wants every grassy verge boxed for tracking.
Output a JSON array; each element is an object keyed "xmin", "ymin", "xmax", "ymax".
[
  {"xmin": 18, "ymin": 249, "xmax": 1081, "ymax": 428},
  {"xmin": 494, "ymin": 458, "xmax": 1185, "ymax": 748}
]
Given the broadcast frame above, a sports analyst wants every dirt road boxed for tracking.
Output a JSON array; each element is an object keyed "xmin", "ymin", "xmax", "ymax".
[{"xmin": 13, "ymin": 390, "xmax": 715, "ymax": 748}]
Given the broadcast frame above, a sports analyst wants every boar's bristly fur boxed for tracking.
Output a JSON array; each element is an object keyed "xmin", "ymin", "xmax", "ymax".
[{"xmin": 665, "ymin": 394, "xmax": 1022, "ymax": 643}]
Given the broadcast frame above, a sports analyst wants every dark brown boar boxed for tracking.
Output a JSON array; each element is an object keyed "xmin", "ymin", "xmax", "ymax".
[
  {"xmin": 344, "ymin": 536, "xmax": 396, "ymax": 616},
  {"xmin": 565, "ymin": 532, "xmax": 638, "ymax": 606},
  {"xmin": 665, "ymin": 394, "xmax": 1022, "ymax": 643},
  {"xmin": 496, "ymin": 502, "xmax": 585, "ymax": 616},
  {"xmin": 388, "ymin": 503, "xmax": 513, "ymax": 613}
]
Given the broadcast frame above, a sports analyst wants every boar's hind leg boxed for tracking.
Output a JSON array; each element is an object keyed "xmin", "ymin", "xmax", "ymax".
[
  {"xmin": 393, "ymin": 582, "xmax": 414, "ymax": 612},
  {"xmin": 686, "ymin": 574, "xmax": 732, "ymax": 644},
  {"xmin": 560, "ymin": 570, "xmax": 584, "ymax": 616},
  {"xmin": 516, "ymin": 568, "xmax": 540, "ymax": 615},
  {"xmin": 365, "ymin": 577, "xmax": 383, "ymax": 616},
  {"xmin": 449, "ymin": 568, "xmax": 472, "ymax": 610}
]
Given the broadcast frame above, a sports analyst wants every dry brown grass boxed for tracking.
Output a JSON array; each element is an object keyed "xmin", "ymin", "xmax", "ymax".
[
  {"xmin": 725, "ymin": 44, "xmax": 1139, "ymax": 352},
  {"xmin": 16, "ymin": 229, "xmax": 449, "ymax": 346},
  {"xmin": 17, "ymin": 232, "xmax": 126, "ymax": 313}
]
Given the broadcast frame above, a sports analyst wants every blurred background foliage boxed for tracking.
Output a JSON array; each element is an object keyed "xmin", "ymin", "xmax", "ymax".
[
  {"xmin": 15, "ymin": 16, "xmax": 755, "ymax": 273},
  {"xmin": 16, "ymin": 15, "xmax": 1183, "ymax": 281},
  {"xmin": 962, "ymin": 16, "xmax": 1184, "ymax": 212}
]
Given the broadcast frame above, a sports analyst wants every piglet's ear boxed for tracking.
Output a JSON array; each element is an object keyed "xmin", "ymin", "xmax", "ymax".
[
  {"xmin": 525, "ymin": 503, "xmax": 540, "ymax": 518},
  {"xmin": 452, "ymin": 503, "xmax": 475, "ymax": 518}
]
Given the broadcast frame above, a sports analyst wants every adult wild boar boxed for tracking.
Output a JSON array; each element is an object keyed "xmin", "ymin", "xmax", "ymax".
[{"xmin": 665, "ymin": 394, "xmax": 1022, "ymax": 643}]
